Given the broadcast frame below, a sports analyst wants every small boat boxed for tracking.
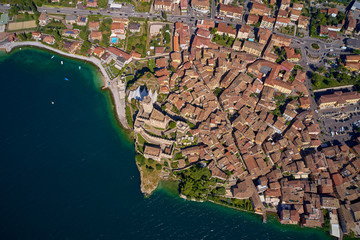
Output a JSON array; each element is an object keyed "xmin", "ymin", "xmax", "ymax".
[
  {"xmin": 65, "ymin": 78, "xmax": 69, "ymax": 81},
  {"xmin": 79, "ymin": 66, "xmax": 81, "ymax": 70},
  {"xmin": 51, "ymin": 101, "xmax": 54, "ymax": 104},
  {"xmin": 61, "ymin": 61, "xmax": 63, "ymax": 65},
  {"xmin": 51, "ymin": 55, "xmax": 54, "ymax": 59}
]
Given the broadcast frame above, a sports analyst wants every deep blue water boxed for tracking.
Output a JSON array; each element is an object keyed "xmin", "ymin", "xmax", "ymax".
[{"xmin": 0, "ymin": 48, "xmax": 333, "ymax": 240}]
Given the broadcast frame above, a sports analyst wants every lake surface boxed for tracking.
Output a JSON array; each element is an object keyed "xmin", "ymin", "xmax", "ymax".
[{"xmin": 0, "ymin": 48, "xmax": 333, "ymax": 240}]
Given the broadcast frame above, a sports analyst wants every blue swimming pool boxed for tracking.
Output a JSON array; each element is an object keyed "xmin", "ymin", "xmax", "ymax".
[{"xmin": 111, "ymin": 37, "xmax": 117, "ymax": 44}]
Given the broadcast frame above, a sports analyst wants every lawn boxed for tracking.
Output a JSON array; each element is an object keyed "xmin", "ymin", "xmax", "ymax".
[{"xmin": 126, "ymin": 22, "xmax": 148, "ymax": 57}]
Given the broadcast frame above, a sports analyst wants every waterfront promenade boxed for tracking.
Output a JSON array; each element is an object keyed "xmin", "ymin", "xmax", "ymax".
[{"xmin": 0, "ymin": 41, "xmax": 130, "ymax": 129}]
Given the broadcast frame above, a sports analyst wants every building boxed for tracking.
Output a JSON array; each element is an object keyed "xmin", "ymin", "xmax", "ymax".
[
  {"xmin": 154, "ymin": 0, "xmax": 174, "ymax": 12},
  {"xmin": 290, "ymin": 9, "xmax": 301, "ymax": 22},
  {"xmin": 284, "ymin": 47, "xmax": 301, "ymax": 62},
  {"xmin": 216, "ymin": 22, "xmax": 237, "ymax": 38},
  {"xmin": 180, "ymin": 0, "xmax": 188, "ymax": 12},
  {"xmin": 64, "ymin": 41, "xmax": 80, "ymax": 54},
  {"xmin": 107, "ymin": 46, "xmax": 133, "ymax": 69},
  {"xmin": 87, "ymin": 0, "xmax": 98, "ymax": 7},
  {"xmin": 271, "ymin": 34, "xmax": 292, "ymax": 47},
  {"xmin": 65, "ymin": 15, "xmax": 77, "ymax": 25},
  {"xmin": 298, "ymin": 16, "xmax": 310, "ymax": 29},
  {"xmin": 89, "ymin": 31, "xmax": 102, "ymax": 42},
  {"xmin": 247, "ymin": 14, "xmax": 260, "ymax": 25},
  {"xmin": 62, "ymin": 29, "xmax": 79, "ymax": 38},
  {"xmin": 250, "ymin": 2, "xmax": 271, "ymax": 16},
  {"xmin": 260, "ymin": 16, "xmax": 275, "ymax": 29},
  {"xmin": 242, "ymin": 40, "xmax": 265, "ymax": 57},
  {"xmin": 143, "ymin": 145, "xmax": 162, "ymax": 161},
  {"xmin": 232, "ymin": 39, "xmax": 242, "ymax": 51},
  {"xmin": 42, "ymin": 35, "xmax": 55, "ymax": 45},
  {"xmin": 191, "ymin": 0, "xmax": 210, "ymax": 13},
  {"xmin": 345, "ymin": 55, "xmax": 360, "ymax": 71},
  {"xmin": 38, "ymin": 13, "xmax": 49, "ymax": 27},
  {"xmin": 219, "ymin": 4, "xmax": 243, "ymax": 19},
  {"xmin": 88, "ymin": 21, "xmax": 100, "ymax": 31},
  {"xmin": 111, "ymin": 22, "xmax": 126, "ymax": 39},
  {"xmin": 275, "ymin": 17, "xmax": 290, "ymax": 29},
  {"xmin": 280, "ymin": 0, "xmax": 290, "ymax": 10},
  {"xmin": 93, "ymin": 46, "xmax": 105, "ymax": 58},
  {"xmin": 257, "ymin": 28, "xmax": 272, "ymax": 45},
  {"xmin": 129, "ymin": 22, "xmax": 141, "ymax": 33},
  {"xmin": 31, "ymin": 32, "xmax": 41, "ymax": 41},
  {"xmin": 237, "ymin": 25, "xmax": 251, "ymax": 39},
  {"xmin": 318, "ymin": 91, "xmax": 360, "ymax": 109},
  {"xmin": 76, "ymin": 16, "xmax": 88, "ymax": 26},
  {"xmin": 196, "ymin": 19, "xmax": 215, "ymax": 29}
]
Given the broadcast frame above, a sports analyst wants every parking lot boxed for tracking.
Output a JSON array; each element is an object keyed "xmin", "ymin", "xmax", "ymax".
[{"xmin": 318, "ymin": 103, "xmax": 360, "ymax": 144}]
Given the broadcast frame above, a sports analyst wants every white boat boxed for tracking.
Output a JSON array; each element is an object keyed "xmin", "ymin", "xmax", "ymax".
[
  {"xmin": 51, "ymin": 101, "xmax": 54, "ymax": 105},
  {"xmin": 61, "ymin": 61, "xmax": 63, "ymax": 65},
  {"xmin": 79, "ymin": 66, "xmax": 81, "ymax": 70},
  {"xmin": 51, "ymin": 55, "xmax": 54, "ymax": 59}
]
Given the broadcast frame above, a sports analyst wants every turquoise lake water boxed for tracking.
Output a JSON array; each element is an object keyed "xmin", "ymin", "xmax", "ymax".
[{"xmin": 0, "ymin": 48, "xmax": 334, "ymax": 239}]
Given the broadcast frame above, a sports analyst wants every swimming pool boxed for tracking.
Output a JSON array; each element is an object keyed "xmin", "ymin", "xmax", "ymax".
[{"xmin": 111, "ymin": 37, "xmax": 118, "ymax": 44}]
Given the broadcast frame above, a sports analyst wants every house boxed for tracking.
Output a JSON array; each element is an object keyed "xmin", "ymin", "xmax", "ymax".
[
  {"xmin": 89, "ymin": 31, "xmax": 102, "ymax": 42},
  {"xmin": 87, "ymin": 0, "xmax": 98, "ymax": 7},
  {"xmin": 318, "ymin": 91, "xmax": 360, "ymax": 109},
  {"xmin": 191, "ymin": 0, "xmax": 210, "ymax": 13},
  {"xmin": 112, "ymin": 18, "xmax": 129, "ymax": 25},
  {"xmin": 111, "ymin": 22, "xmax": 126, "ymax": 39},
  {"xmin": 88, "ymin": 21, "xmax": 100, "ymax": 31},
  {"xmin": 247, "ymin": 14, "xmax": 260, "ymax": 25},
  {"xmin": 65, "ymin": 15, "xmax": 77, "ymax": 25},
  {"xmin": 93, "ymin": 46, "xmax": 105, "ymax": 58},
  {"xmin": 345, "ymin": 55, "xmax": 360, "ymax": 71},
  {"xmin": 257, "ymin": 28, "xmax": 272, "ymax": 45},
  {"xmin": 275, "ymin": 17, "xmax": 290, "ymax": 29},
  {"xmin": 196, "ymin": 19, "xmax": 215, "ymax": 29},
  {"xmin": 216, "ymin": 22, "xmax": 237, "ymax": 38},
  {"xmin": 319, "ymin": 25, "xmax": 328, "ymax": 37},
  {"xmin": 180, "ymin": 0, "xmax": 188, "ymax": 12},
  {"xmin": 219, "ymin": 4, "xmax": 243, "ymax": 19},
  {"xmin": 242, "ymin": 40, "xmax": 265, "ymax": 57},
  {"xmin": 62, "ymin": 29, "xmax": 79, "ymax": 38},
  {"xmin": 280, "ymin": 0, "xmax": 290, "ymax": 10},
  {"xmin": 290, "ymin": 9, "xmax": 301, "ymax": 22},
  {"xmin": 345, "ymin": 16, "xmax": 356, "ymax": 35},
  {"xmin": 237, "ymin": 25, "xmax": 251, "ymax": 39},
  {"xmin": 64, "ymin": 41, "xmax": 81, "ymax": 54},
  {"xmin": 327, "ymin": 8, "xmax": 338, "ymax": 17},
  {"xmin": 277, "ymin": 9, "xmax": 288, "ymax": 18},
  {"xmin": 271, "ymin": 34, "xmax": 292, "ymax": 47},
  {"xmin": 284, "ymin": 47, "xmax": 301, "ymax": 62},
  {"xmin": 38, "ymin": 13, "xmax": 49, "ymax": 27},
  {"xmin": 128, "ymin": 22, "xmax": 141, "ymax": 33},
  {"xmin": 196, "ymin": 28, "xmax": 211, "ymax": 38},
  {"xmin": 31, "ymin": 32, "xmax": 41, "ymax": 41},
  {"xmin": 292, "ymin": 3, "xmax": 303, "ymax": 11},
  {"xmin": 154, "ymin": 0, "xmax": 174, "ymax": 12},
  {"xmin": 250, "ymin": 2, "xmax": 271, "ymax": 16},
  {"xmin": 260, "ymin": 16, "xmax": 275, "ymax": 29},
  {"xmin": 232, "ymin": 39, "xmax": 242, "ymax": 51},
  {"xmin": 298, "ymin": 16, "xmax": 310, "ymax": 29},
  {"xmin": 175, "ymin": 22, "xmax": 190, "ymax": 50},
  {"xmin": 76, "ymin": 16, "xmax": 88, "ymax": 26},
  {"xmin": 42, "ymin": 35, "xmax": 55, "ymax": 45}
]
